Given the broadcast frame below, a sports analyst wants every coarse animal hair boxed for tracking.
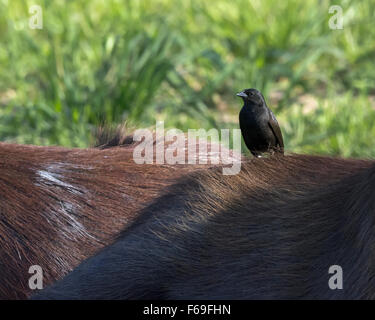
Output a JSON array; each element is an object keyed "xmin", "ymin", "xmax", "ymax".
[
  {"xmin": 32, "ymin": 153, "xmax": 375, "ymax": 299},
  {"xmin": 93, "ymin": 124, "xmax": 135, "ymax": 149},
  {"xmin": 0, "ymin": 127, "xmax": 235, "ymax": 299}
]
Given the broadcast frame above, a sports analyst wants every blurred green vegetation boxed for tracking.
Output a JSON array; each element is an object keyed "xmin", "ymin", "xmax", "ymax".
[{"xmin": 0, "ymin": 0, "xmax": 374, "ymax": 156}]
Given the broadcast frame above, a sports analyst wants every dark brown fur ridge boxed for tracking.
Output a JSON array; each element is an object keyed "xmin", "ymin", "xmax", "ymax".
[
  {"xmin": 33, "ymin": 154, "xmax": 375, "ymax": 299},
  {"xmin": 0, "ymin": 129, "xmax": 230, "ymax": 299}
]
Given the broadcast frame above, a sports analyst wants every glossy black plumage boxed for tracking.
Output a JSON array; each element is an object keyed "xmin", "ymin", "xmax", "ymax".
[{"xmin": 237, "ymin": 88, "xmax": 284, "ymax": 157}]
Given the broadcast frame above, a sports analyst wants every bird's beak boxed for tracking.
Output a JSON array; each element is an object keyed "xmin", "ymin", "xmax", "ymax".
[{"xmin": 236, "ymin": 91, "xmax": 247, "ymax": 98}]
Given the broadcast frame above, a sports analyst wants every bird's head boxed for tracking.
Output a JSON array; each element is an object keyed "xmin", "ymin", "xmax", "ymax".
[{"xmin": 236, "ymin": 88, "xmax": 265, "ymax": 106}]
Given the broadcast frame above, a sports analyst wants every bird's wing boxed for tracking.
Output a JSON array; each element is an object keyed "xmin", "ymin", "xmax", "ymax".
[
  {"xmin": 239, "ymin": 111, "xmax": 258, "ymax": 156},
  {"xmin": 268, "ymin": 110, "xmax": 284, "ymax": 149}
]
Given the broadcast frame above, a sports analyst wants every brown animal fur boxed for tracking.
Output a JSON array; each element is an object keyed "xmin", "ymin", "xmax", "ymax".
[
  {"xmin": 0, "ymin": 128, "xmax": 236, "ymax": 299},
  {"xmin": 33, "ymin": 154, "xmax": 375, "ymax": 299}
]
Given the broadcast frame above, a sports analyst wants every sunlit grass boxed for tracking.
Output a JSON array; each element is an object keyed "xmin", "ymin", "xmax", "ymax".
[{"xmin": 0, "ymin": 0, "xmax": 374, "ymax": 157}]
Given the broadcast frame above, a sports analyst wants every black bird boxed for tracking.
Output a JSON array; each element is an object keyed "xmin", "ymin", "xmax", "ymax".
[{"xmin": 237, "ymin": 88, "xmax": 284, "ymax": 157}]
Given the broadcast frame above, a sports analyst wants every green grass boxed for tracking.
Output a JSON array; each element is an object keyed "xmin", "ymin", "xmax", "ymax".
[{"xmin": 0, "ymin": 0, "xmax": 374, "ymax": 156}]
